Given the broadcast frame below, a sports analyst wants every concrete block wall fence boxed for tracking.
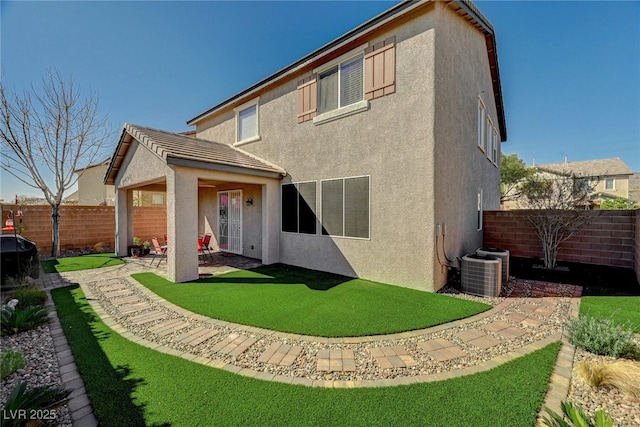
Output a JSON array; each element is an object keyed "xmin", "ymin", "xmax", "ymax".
[
  {"xmin": 131, "ymin": 206, "xmax": 169, "ymax": 245},
  {"xmin": 483, "ymin": 210, "xmax": 640, "ymax": 283},
  {"xmin": 0, "ymin": 204, "xmax": 167, "ymax": 255}
]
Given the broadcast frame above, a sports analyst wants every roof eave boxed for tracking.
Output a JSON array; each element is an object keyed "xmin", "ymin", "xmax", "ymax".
[
  {"xmin": 167, "ymin": 156, "xmax": 285, "ymax": 180},
  {"xmin": 186, "ymin": 0, "xmax": 425, "ymax": 126},
  {"xmin": 453, "ymin": 0, "xmax": 507, "ymax": 141},
  {"xmin": 186, "ymin": 0, "xmax": 507, "ymax": 144},
  {"xmin": 104, "ymin": 127, "xmax": 130, "ymax": 185}
]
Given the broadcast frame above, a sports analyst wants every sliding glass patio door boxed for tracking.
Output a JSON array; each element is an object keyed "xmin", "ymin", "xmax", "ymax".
[{"xmin": 218, "ymin": 190, "xmax": 243, "ymax": 254}]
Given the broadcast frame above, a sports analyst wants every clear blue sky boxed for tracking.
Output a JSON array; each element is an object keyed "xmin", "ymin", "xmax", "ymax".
[{"xmin": 1, "ymin": 0, "xmax": 638, "ymax": 201}]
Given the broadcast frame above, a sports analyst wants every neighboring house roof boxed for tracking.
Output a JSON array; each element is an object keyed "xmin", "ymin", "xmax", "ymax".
[
  {"xmin": 186, "ymin": 0, "xmax": 507, "ymax": 141},
  {"xmin": 536, "ymin": 157, "xmax": 633, "ymax": 178},
  {"xmin": 104, "ymin": 124, "xmax": 286, "ymax": 185},
  {"xmin": 64, "ymin": 190, "xmax": 78, "ymax": 201},
  {"xmin": 74, "ymin": 158, "xmax": 110, "ymax": 174}
]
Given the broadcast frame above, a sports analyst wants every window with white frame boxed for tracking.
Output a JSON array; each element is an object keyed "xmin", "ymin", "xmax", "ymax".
[
  {"xmin": 478, "ymin": 98, "xmax": 486, "ymax": 151},
  {"xmin": 282, "ymin": 182, "xmax": 317, "ymax": 234},
  {"xmin": 298, "ymin": 37, "xmax": 395, "ymax": 124},
  {"xmin": 477, "ymin": 188, "xmax": 483, "ymax": 231},
  {"xmin": 321, "ymin": 176, "xmax": 370, "ymax": 239},
  {"xmin": 491, "ymin": 128, "xmax": 499, "ymax": 164},
  {"xmin": 485, "ymin": 116, "xmax": 493, "ymax": 154},
  {"xmin": 234, "ymin": 98, "xmax": 259, "ymax": 144},
  {"xmin": 318, "ymin": 53, "xmax": 364, "ymax": 114},
  {"xmin": 605, "ymin": 178, "xmax": 615, "ymax": 190}
]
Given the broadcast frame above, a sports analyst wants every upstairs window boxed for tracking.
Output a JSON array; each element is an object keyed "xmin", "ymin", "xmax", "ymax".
[
  {"xmin": 485, "ymin": 116, "xmax": 493, "ymax": 154},
  {"xmin": 235, "ymin": 98, "xmax": 260, "ymax": 145},
  {"xmin": 491, "ymin": 127, "xmax": 499, "ymax": 164},
  {"xmin": 605, "ymin": 178, "xmax": 615, "ymax": 190},
  {"xmin": 478, "ymin": 98, "xmax": 486, "ymax": 151},
  {"xmin": 297, "ymin": 36, "xmax": 395, "ymax": 124},
  {"xmin": 318, "ymin": 54, "xmax": 364, "ymax": 114},
  {"xmin": 477, "ymin": 188, "xmax": 483, "ymax": 231}
]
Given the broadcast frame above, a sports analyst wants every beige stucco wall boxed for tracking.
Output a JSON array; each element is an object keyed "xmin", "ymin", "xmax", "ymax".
[
  {"xmin": 591, "ymin": 175, "xmax": 630, "ymax": 199},
  {"xmin": 190, "ymin": 3, "xmax": 503, "ymax": 292},
  {"xmin": 78, "ymin": 164, "xmax": 115, "ymax": 206},
  {"xmin": 195, "ymin": 10, "xmax": 445, "ymax": 292},
  {"xmin": 114, "ymin": 138, "xmax": 281, "ymax": 281},
  {"xmin": 432, "ymin": 3, "xmax": 502, "ymax": 288},
  {"xmin": 198, "ymin": 184, "xmax": 263, "ymax": 260},
  {"xmin": 114, "ymin": 142, "xmax": 170, "ymax": 190}
]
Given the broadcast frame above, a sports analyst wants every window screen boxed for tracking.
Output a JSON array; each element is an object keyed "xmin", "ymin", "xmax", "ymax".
[
  {"xmin": 318, "ymin": 67, "xmax": 338, "ymax": 114},
  {"xmin": 282, "ymin": 184, "xmax": 298, "ymax": 233},
  {"xmin": 282, "ymin": 182, "xmax": 317, "ymax": 234},
  {"xmin": 298, "ymin": 182, "xmax": 317, "ymax": 234},
  {"xmin": 318, "ymin": 54, "xmax": 364, "ymax": 114},
  {"xmin": 340, "ymin": 55, "xmax": 363, "ymax": 107},
  {"xmin": 322, "ymin": 176, "xmax": 369, "ymax": 238},
  {"xmin": 322, "ymin": 179, "xmax": 344, "ymax": 236},
  {"xmin": 344, "ymin": 176, "xmax": 369, "ymax": 238},
  {"xmin": 478, "ymin": 99, "xmax": 486, "ymax": 150}
]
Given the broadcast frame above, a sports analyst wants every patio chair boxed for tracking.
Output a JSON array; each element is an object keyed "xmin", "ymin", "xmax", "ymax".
[
  {"xmin": 198, "ymin": 233, "xmax": 213, "ymax": 262},
  {"xmin": 150, "ymin": 237, "xmax": 167, "ymax": 267}
]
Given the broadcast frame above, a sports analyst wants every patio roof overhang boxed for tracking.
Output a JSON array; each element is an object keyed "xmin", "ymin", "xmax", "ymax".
[{"xmin": 104, "ymin": 123, "xmax": 287, "ymax": 186}]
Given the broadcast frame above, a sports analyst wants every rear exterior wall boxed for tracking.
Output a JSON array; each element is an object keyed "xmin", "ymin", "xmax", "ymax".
[
  {"xmin": 432, "ymin": 4, "xmax": 502, "ymax": 289},
  {"xmin": 196, "ymin": 10, "xmax": 440, "ymax": 291}
]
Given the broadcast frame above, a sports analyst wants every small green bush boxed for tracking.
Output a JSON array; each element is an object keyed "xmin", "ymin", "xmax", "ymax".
[
  {"xmin": 1, "ymin": 382, "xmax": 69, "ymax": 427},
  {"xmin": 10, "ymin": 284, "xmax": 48, "ymax": 309},
  {"xmin": 1, "ymin": 305, "xmax": 49, "ymax": 336},
  {"xmin": 542, "ymin": 401, "xmax": 613, "ymax": 427},
  {"xmin": 566, "ymin": 313, "xmax": 639, "ymax": 359},
  {"xmin": 1, "ymin": 350, "xmax": 26, "ymax": 379}
]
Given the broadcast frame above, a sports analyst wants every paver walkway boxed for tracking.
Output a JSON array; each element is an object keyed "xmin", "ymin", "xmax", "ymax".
[{"xmin": 40, "ymin": 254, "xmax": 582, "ymax": 425}]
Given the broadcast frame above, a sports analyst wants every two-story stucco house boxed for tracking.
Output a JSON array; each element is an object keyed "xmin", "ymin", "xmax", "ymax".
[
  {"xmin": 105, "ymin": 0, "xmax": 507, "ymax": 291},
  {"xmin": 535, "ymin": 157, "xmax": 635, "ymax": 207}
]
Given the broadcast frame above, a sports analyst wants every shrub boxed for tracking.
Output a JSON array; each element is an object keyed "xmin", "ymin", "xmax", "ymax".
[
  {"xmin": 566, "ymin": 313, "xmax": 639, "ymax": 359},
  {"xmin": 1, "ymin": 305, "xmax": 49, "ymax": 336},
  {"xmin": 1, "ymin": 382, "xmax": 69, "ymax": 427},
  {"xmin": 542, "ymin": 401, "xmax": 613, "ymax": 427},
  {"xmin": 1, "ymin": 350, "xmax": 26, "ymax": 379},
  {"xmin": 9, "ymin": 284, "xmax": 48, "ymax": 309},
  {"xmin": 578, "ymin": 360, "xmax": 640, "ymax": 398}
]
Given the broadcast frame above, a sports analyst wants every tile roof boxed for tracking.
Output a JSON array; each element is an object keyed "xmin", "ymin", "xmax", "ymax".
[
  {"xmin": 104, "ymin": 124, "xmax": 286, "ymax": 185},
  {"xmin": 536, "ymin": 157, "xmax": 633, "ymax": 178}
]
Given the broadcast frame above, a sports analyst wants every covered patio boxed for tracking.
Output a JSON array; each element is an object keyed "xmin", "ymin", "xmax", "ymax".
[{"xmin": 104, "ymin": 124, "xmax": 286, "ymax": 282}]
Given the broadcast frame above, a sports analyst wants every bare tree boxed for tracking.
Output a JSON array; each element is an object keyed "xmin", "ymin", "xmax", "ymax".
[
  {"xmin": 0, "ymin": 70, "xmax": 112, "ymax": 257},
  {"xmin": 519, "ymin": 171, "xmax": 596, "ymax": 269}
]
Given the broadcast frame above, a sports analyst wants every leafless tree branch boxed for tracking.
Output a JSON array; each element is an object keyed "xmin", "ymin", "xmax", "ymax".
[
  {"xmin": 0, "ymin": 70, "xmax": 113, "ymax": 256},
  {"xmin": 519, "ymin": 172, "xmax": 598, "ymax": 269}
]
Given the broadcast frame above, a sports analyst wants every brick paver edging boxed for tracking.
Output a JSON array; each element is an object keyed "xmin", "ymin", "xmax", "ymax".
[
  {"xmin": 535, "ymin": 297, "xmax": 581, "ymax": 426},
  {"xmin": 41, "ymin": 271, "xmax": 99, "ymax": 427}
]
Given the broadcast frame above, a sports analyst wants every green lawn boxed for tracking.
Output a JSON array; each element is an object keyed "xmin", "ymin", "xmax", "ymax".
[
  {"xmin": 133, "ymin": 264, "xmax": 491, "ymax": 337},
  {"xmin": 41, "ymin": 253, "xmax": 124, "ymax": 273},
  {"xmin": 51, "ymin": 284, "xmax": 560, "ymax": 427},
  {"xmin": 579, "ymin": 296, "xmax": 640, "ymax": 333}
]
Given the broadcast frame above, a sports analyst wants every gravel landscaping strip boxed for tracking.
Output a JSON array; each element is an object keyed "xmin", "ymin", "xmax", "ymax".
[
  {"xmin": 567, "ymin": 346, "xmax": 640, "ymax": 426},
  {"xmin": 0, "ymin": 325, "xmax": 72, "ymax": 427}
]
